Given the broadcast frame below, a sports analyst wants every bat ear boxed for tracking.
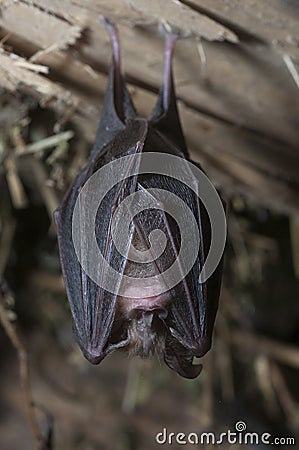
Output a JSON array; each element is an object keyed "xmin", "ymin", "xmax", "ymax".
[
  {"xmin": 92, "ymin": 17, "xmax": 137, "ymax": 158},
  {"xmin": 150, "ymin": 33, "xmax": 188, "ymax": 155}
]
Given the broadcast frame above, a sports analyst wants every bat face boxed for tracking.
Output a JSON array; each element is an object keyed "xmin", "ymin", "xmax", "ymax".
[
  {"xmin": 115, "ymin": 209, "xmax": 174, "ymax": 358},
  {"xmin": 54, "ymin": 18, "xmax": 226, "ymax": 378},
  {"xmin": 113, "ymin": 192, "xmax": 186, "ymax": 360}
]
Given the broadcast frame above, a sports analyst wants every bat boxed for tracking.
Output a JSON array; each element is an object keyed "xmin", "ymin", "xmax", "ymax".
[{"xmin": 54, "ymin": 17, "xmax": 225, "ymax": 379}]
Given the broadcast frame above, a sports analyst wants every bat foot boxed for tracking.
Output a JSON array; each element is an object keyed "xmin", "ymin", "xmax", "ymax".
[
  {"xmin": 99, "ymin": 16, "xmax": 121, "ymax": 65},
  {"xmin": 99, "ymin": 15, "xmax": 114, "ymax": 30},
  {"xmin": 158, "ymin": 21, "xmax": 190, "ymax": 40}
]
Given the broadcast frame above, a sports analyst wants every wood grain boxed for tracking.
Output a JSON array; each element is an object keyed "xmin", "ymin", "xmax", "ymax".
[{"xmin": 0, "ymin": 0, "xmax": 298, "ymax": 216}]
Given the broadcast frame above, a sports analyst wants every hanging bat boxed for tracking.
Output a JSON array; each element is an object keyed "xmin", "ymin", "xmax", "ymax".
[{"xmin": 54, "ymin": 18, "xmax": 225, "ymax": 379}]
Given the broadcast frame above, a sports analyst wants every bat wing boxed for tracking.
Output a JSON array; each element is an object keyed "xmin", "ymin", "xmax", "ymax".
[
  {"xmin": 134, "ymin": 161, "xmax": 223, "ymax": 379},
  {"xmin": 54, "ymin": 165, "xmax": 119, "ymax": 363},
  {"xmin": 55, "ymin": 120, "xmax": 149, "ymax": 363},
  {"xmin": 165, "ymin": 168, "xmax": 223, "ymax": 378},
  {"xmin": 145, "ymin": 33, "xmax": 223, "ymax": 377},
  {"xmin": 164, "ymin": 179, "xmax": 222, "ymax": 379}
]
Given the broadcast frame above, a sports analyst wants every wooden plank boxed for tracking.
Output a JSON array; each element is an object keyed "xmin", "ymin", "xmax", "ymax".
[
  {"xmin": 123, "ymin": 0, "xmax": 238, "ymax": 42},
  {"xmin": 187, "ymin": 0, "xmax": 299, "ymax": 59},
  {"xmin": 1, "ymin": 0, "xmax": 298, "ymax": 148},
  {"xmin": 0, "ymin": 0, "xmax": 298, "ymax": 217},
  {"xmin": 0, "ymin": 2, "xmax": 82, "ymax": 50}
]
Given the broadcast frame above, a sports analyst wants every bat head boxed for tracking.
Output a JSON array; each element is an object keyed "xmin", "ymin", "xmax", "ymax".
[{"xmin": 111, "ymin": 210, "xmax": 177, "ymax": 359}]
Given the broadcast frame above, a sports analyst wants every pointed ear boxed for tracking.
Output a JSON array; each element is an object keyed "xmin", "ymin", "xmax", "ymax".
[
  {"xmin": 149, "ymin": 34, "xmax": 188, "ymax": 155},
  {"xmin": 90, "ymin": 17, "xmax": 136, "ymax": 161}
]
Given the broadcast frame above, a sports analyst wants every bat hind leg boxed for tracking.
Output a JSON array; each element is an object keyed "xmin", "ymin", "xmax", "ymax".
[
  {"xmin": 99, "ymin": 16, "xmax": 124, "ymax": 121},
  {"xmin": 162, "ymin": 33, "xmax": 177, "ymax": 111}
]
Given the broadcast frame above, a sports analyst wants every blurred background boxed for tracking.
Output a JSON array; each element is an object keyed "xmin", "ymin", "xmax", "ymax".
[{"xmin": 0, "ymin": 1, "xmax": 299, "ymax": 449}]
